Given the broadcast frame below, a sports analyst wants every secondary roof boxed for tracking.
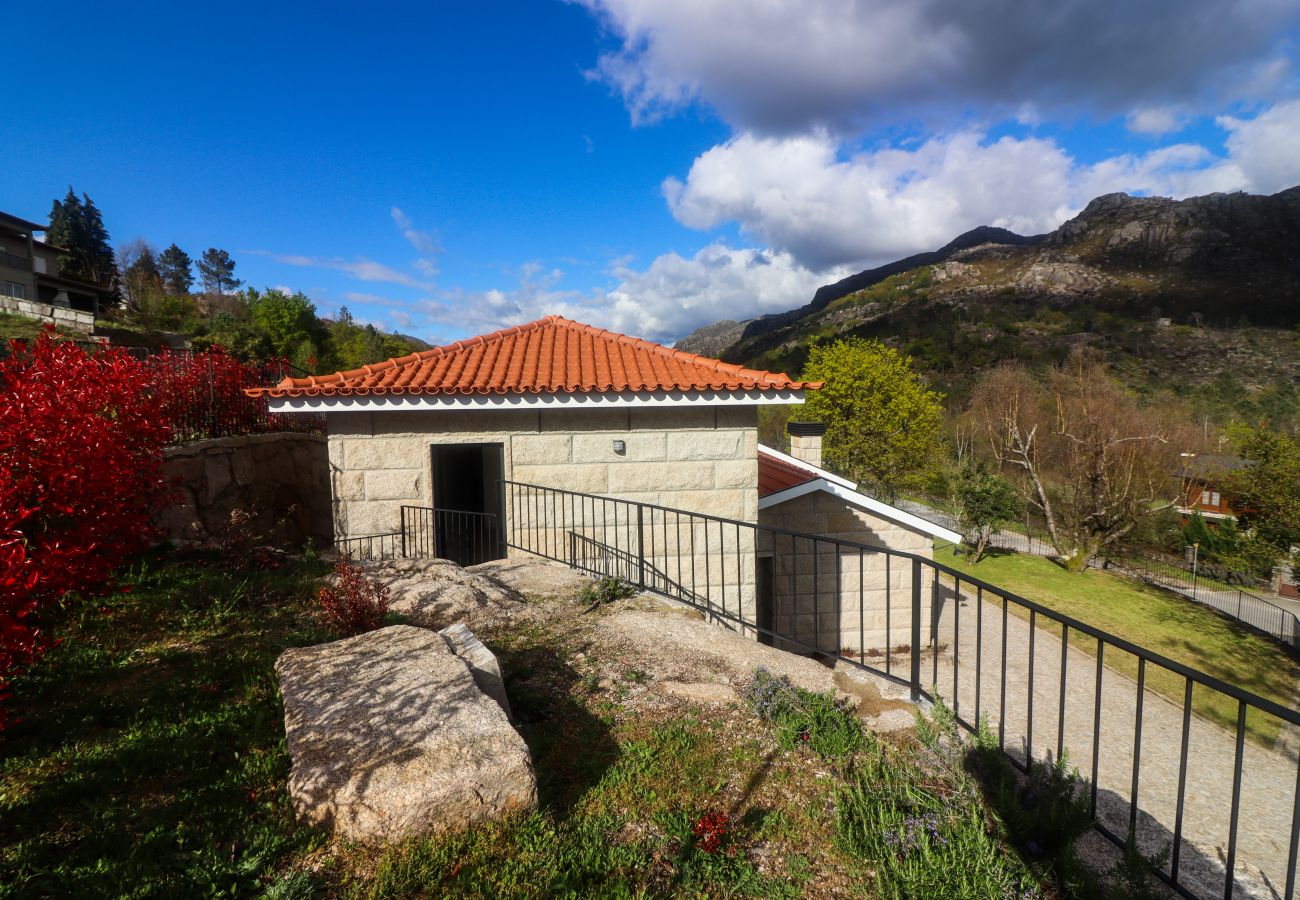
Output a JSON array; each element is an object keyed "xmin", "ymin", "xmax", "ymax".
[
  {"xmin": 758, "ymin": 445, "xmax": 962, "ymax": 544},
  {"xmin": 250, "ymin": 315, "xmax": 819, "ymax": 409}
]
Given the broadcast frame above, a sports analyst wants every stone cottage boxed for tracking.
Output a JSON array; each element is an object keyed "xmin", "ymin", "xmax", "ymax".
[
  {"xmin": 755, "ymin": 424, "xmax": 960, "ymax": 655},
  {"xmin": 250, "ymin": 315, "xmax": 954, "ymax": 655}
]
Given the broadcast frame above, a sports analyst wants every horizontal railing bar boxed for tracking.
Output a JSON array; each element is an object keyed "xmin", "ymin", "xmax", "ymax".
[{"xmin": 504, "ymin": 480, "xmax": 1300, "ymax": 725}]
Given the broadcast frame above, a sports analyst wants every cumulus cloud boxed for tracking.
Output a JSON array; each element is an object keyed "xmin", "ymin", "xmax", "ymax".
[
  {"xmin": 578, "ymin": 0, "xmax": 1300, "ymax": 133},
  {"xmin": 661, "ymin": 104, "xmax": 1300, "ymax": 270},
  {"xmin": 433, "ymin": 246, "xmax": 841, "ymax": 345},
  {"xmin": 1218, "ymin": 97, "xmax": 1300, "ymax": 193}
]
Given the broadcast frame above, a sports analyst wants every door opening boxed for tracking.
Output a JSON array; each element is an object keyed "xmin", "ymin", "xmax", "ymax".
[{"xmin": 428, "ymin": 443, "xmax": 506, "ymax": 566}]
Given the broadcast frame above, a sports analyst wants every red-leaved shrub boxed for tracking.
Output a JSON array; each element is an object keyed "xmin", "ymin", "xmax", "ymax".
[
  {"xmin": 0, "ymin": 331, "xmax": 172, "ymax": 728},
  {"xmin": 692, "ymin": 811, "xmax": 731, "ymax": 854},
  {"xmin": 318, "ymin": 560, "xmax": 391, "ymax": 637}
]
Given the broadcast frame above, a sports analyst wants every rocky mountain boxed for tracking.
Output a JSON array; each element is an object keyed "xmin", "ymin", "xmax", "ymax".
[{"xmin": 678, "ymin": 187, "xmax": 1300, "ymax": 425}]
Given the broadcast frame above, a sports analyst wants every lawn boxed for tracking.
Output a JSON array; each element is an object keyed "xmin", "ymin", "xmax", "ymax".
[
  {"xmin": 0, "ymin": 312, "xmax": 52, "ymax": 343},
  {"xmin": 937, "ymin": 545, "xmax": 1300, "ymax": 747},
  {"xmin": 0, "ymin": 548, "xmax": 1112, "ymax": 898}
]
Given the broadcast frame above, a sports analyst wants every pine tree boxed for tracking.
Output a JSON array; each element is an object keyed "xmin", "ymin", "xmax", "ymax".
[
  {"xmin": 46, "ymin": 188, "xmax": 118, "ymax": 296},
  {"xmin": 197, "ymin": 248, "xmax": 243, "ymax": 295},
  {"xmin": 158, "ymin": 243, "xmax": 194, "ymax": 294}
]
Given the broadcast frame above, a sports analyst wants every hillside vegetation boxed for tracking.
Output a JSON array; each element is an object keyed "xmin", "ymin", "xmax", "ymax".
[{"xmin": 681, "ymin": 187, "xmax": 1300, "ymax": 431}]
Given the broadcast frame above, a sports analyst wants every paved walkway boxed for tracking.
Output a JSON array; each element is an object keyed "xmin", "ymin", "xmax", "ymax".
[{"xmin": 931, "ymin": 588, "xmax": 1300, "ymax": 898}]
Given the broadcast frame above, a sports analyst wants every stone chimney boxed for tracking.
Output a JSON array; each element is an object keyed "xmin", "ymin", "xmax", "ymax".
[{"xmin": 786, "ymin": 422, "xmax": 826, "ymax": 469}]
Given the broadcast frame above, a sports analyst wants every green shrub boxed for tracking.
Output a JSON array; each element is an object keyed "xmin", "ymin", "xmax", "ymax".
[
  {"xmin": 578, "ymin": 576, "xmax": 638, "ymax": 610},
  {"xmin": 741, "ymin": 667, "xmax": 864, "ymax": 760}
]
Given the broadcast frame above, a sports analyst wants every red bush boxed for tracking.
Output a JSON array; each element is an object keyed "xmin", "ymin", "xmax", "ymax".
[
  {"xmin": 148, "ymin": 348, "xmax": 319, "ymax": 442},
  {"xmin": 317, "ymin": 560, "xmax": 391, "ymax": 637},
  {"xmin": 692, "ymin": 811, "xmax": 731, "ymax": 854},
  {"xmin": 0, "ymin": 331, "xmax": 172, "ymax": 727}
]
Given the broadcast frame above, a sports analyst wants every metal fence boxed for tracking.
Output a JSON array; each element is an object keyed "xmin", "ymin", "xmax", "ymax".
[
  {"xmin": 1106, "ymin": 548, "xmax": 1300, "ymax": 652},
  {"xmin": 500, "ymin": 480, "xmax": 1300, "ymax": 900},
  {"xmin": 142, "ymin": 349, "xmax": 326, "ymax": 443},
  {"xmin": 399, "ymin": 505, "xmax": 501, "ymax": 566}
]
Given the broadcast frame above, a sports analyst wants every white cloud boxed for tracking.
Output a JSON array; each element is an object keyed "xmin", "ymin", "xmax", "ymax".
[
  {"xmin": 1126, "ymin": 107, "xmax": 1188, "ymax": 136},
  {"xmin": 578, "ymin": 0, "xmax": 1299, "ymax": 133},
  {"xmin": 434, "ymin": 246, "xmax": 842, "ymax": 345},
  {"xmin": 601, "ymin": 244, "xmax": 847, "ymax": 341},
  {"xmin": 391, "ymin": 206, "xmax": 441, "ymax": 279},
  {"xmin": 1217, "ymin": 97, "xmax": 1300, "ymax": 193},
  {"xmin": 246, "ymin": 249, "xmax": 434, "ymax": 289},
  {"xmin": 391, "ymin": 206, "xmax": 439, "ymax": 255},
  {"xmin": 661, "ymin": 105, "xmax": 1300, "ymax": 270}
]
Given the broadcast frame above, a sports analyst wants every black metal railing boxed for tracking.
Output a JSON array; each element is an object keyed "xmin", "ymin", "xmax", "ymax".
[
  {"xmin": 399, "ymin": 505, "xmax": 501, "ymax": 567},
  {"xmin": 0, "ymin": 250, "xmax": 30, "ymax": 271},
  {"xmin": 1106, "ymin": 548, "xmax": 1300, "ymax": 651},
  {"xmin": 501, "ymin": 480, "xmax": 1300, "ymax": 900},
  {"xmin": 334, "ymin": 531, "xmax": 404, "ymax": 560}
]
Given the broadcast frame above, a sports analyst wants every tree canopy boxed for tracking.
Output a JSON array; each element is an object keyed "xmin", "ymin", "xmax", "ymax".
[
  {"xmin": 46, "ymin": 188, "xmax": 118, "ymax": 296},
  {"xmin": 800, "ymin": 338, "xmax": 945, "ymax": 500},
  {"xmin": 197, "ymin": 248, "xmax": 243, "ymax": 295},
  {"xmin": 158, "ymin": 244, "xmax": 193, "ymax": 294}
]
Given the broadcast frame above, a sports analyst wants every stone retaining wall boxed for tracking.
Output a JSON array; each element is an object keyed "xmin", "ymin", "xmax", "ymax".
[
  {"xmin": 157, "ymin": 433, "xmax": 331, "ymax": 547},
  {"xmin": 0, "ymin": 297, "xmax": 95, "ymax": 334}
]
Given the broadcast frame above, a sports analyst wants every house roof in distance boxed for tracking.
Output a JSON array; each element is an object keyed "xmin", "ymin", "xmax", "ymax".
[{"xmin": 248, "ymin": 315, "xmax": 821, "ymax": 400}]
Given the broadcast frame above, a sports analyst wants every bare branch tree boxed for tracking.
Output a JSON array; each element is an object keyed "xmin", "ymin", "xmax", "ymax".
[{"xmin": 969, "ymin": 349, "xmax": 1194, "ymax": 571}]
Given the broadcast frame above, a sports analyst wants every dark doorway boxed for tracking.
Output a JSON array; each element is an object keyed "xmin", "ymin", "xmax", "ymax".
[{"xmin": 428, "ymin": 443, "xmax": 506, "ymax": 566}]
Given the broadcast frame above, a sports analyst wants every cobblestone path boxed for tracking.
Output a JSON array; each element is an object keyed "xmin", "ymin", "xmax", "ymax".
[{"xmin": 930, "ymin": 589, "xmax": 1300, "ymax": 898}]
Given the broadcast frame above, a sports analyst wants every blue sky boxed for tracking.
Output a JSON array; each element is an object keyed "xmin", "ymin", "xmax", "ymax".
[{"xmin": 4, "ymin": 1, "xmax": 1299, "ymax": 346}]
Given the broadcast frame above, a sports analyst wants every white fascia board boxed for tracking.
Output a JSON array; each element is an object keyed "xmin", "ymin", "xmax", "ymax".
[
  {"xmin": 760, "ymin": 479, "xmax": 963, "ymax": 544},
  {"xmin": 267, "ymin": 388, "xmax": 806, "ymax": 413},
  {"xmin": 1174, "ymin": 506, "xmax": 1235, "ymax": 522},
  {"xmin": 757, "ymin": 444, "xmax": 856, "ymax": 489}
]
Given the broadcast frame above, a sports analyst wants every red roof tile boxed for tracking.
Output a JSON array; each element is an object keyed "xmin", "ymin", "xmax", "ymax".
[
  {"xmin": 248, "ymin": 315, "xmax": 820, "ymax": 398},
  {"xmin": 758, "ymin": 450, "xmax": 818, "ymax": 497}
]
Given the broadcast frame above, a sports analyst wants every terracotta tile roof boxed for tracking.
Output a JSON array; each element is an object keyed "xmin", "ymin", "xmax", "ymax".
[
  {"xmin": 758, "ymin": 449, "xmax": 818, "ymax": 497},
  {"xmin": 247, "ymin": 315, "xmax": 820, "ymax": 398}
]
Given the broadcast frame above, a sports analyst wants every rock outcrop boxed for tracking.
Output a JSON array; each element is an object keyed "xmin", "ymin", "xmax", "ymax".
[
  {"xmin": 276, "ymin": 624, "xmax": 536, "ymax": 844},
  {"xmin": 363, "ymin": 558, "xmax": 525, "ymax": 630}
]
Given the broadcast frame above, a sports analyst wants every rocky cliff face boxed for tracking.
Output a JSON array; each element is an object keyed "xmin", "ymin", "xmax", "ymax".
[{"xmin": 678, "ymin": 186, "xmax": 1300, "ymax": 366}]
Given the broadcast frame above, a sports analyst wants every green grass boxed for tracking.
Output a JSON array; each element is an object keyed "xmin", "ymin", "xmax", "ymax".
[
  {"xmin": 2, "ymin": 549, "xmax": 1131, "ymax": 898},
  {"xmin": 937, "ymin": 545, "xmax": 1300, "ymax": 746},
  {"xmin": 0, "ymin": 548, "xmax": 333, "ymax": 898},
  {"xmin": 0, "ymin": 312, "xmax": 51, "ymax": 342}
]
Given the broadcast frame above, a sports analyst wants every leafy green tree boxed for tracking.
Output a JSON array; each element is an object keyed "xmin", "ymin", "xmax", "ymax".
[
  {"xmin": 952, "ymin": 459, "xmax": 1024, "ymax": 562},
  {"xmin": 247, "ymin": 288, "xmax": 326, "ymax": 367},
  {"xmin": 801, "ymin": 338, "xmax": 945, "ymax": 500},
  {"xmin": 197, "ymin": 248, "xmax": 243, "ymax": 295},
  {"xmin": 158, "ymin": 244, "xmax": 194, "ymax": 294},
  {"xmin": 46, "ymin": 188, "xmax": 119, "ymax": 296},
  {"xmin": 1226, "ymin": 427, "xmax": 1300, "ymax": 568}
]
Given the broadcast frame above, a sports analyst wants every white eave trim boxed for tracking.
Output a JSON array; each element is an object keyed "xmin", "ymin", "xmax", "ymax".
[
  {"xmin": 759, "ymin": 479, "xmax": 963, "ymax": 544},
  {"xmin": 266, "ymin": 388, "xmax": 807, "ymax": 413},
  {"xmin": 757, "ymin": 444, "xmax": 856, "ymax": 489}
]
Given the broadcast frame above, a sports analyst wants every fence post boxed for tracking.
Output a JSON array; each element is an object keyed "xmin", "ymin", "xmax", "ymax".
[
  {"xmin": 911, "ymin": 558, "xmax": 923, "ymax": 702},
  {"xmin": 636, "ymin": 503, "xmax": 646, "ymax": 590},
  {"xmin": 400, "ymin": 506, "xmax": 408, "ymax": 559}
]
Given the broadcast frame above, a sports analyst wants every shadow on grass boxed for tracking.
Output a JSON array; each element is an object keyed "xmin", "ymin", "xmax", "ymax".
[{"xmin": 494, "ymin": 643, "xmax": 619, "ymax": 818}]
